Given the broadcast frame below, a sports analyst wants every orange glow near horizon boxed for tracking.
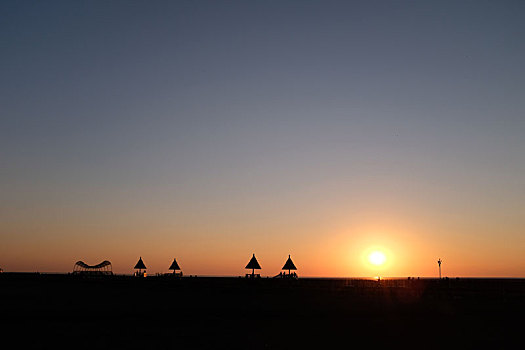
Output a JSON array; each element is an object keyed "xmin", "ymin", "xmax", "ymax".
[{"xmin": 1, "ymin": 213, "xmax": 524, "ymax": 277}]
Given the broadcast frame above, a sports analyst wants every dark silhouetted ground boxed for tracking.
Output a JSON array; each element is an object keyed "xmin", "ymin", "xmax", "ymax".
[{"xmin": 1, "ymin": 274, "xmax": 523, "ymax": 349}]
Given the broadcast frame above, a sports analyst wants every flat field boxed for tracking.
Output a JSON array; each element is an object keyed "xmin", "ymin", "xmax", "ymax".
[{"xmin": 1, "ymin": 274, "xmax": 523, "ymax": 349}]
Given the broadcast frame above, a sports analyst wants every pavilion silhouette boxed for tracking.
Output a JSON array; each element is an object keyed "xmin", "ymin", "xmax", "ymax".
[
  {"xmin": 134, "ymin": 257, "xmax": 147, "ymax": 277},
  {"xmin": 169, "ymin": 258, "xmax": 182, "ymax": 277},
  {"xmin": 73, "ymin": 260, "xmax": 113, "ymax": 276},
  {"xmin": 281, "ymin": 255, "xmax": 297, "ymax": 278},
  {"xmin": 245, "ymin": 253, "xmax": 261, "ymax": 278}
]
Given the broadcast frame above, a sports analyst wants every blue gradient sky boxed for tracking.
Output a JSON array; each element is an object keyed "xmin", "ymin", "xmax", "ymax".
[{"xmin": 1, "ymin": 1, "xmax": 524, "ymax": 276}]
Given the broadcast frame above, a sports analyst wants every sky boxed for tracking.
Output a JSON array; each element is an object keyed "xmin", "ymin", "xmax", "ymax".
[{"xmin": 1, "ymin": 0, "xmax": 524, "ymax": 277}]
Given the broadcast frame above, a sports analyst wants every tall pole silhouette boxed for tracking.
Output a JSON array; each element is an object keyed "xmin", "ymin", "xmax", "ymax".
[{"xmin": 437, "ymin": 258, "xmax": 442, "ymax": 279}]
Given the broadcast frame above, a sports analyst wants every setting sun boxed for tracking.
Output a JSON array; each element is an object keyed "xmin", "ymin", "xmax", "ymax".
[{"xmin": 368, "ymin": 251, "xmax": 387, "ymax": 266}]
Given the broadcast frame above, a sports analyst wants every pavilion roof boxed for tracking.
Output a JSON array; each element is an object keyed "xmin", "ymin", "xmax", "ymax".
[
  {"xmin": 282, "ymin": 255, "xmax": 297, "ymax": 270},
  {"xmin": 245, "ymin": 254, "xmax": 261, "ymax": 270},
  {"xmin": 75, "ymin": 260, "xmax": 112, "ymax": 269},
  {"xmin": 134, "ymin": 257, "xmax": 147, "ymax": 270},
  {"xmin": 169, "ymin": 258, "xmax": 180, "ymax": 270}
]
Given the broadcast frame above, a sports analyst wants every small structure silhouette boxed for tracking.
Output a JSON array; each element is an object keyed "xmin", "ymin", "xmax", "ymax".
[
  {"xmin": 134, "ymin": 257, "xmax": 147, "ymax": 277},
  {"xmin": 437, "ymin": 258, "xmax": 442, "ymax": 279},
  {"xmin": 169, "ymin": 258, "xmax": 183, "ymax": 277},
  {"xmin": 73, "ymin": 260, "xmax": 113, "ymax": 276},
  {"xmin": 281, "ymin": 255, "xmax": 298, "ymax": 279},
  {"xmin": 245, "ymin": 253, "xmax": 261, "ymax": 278}
]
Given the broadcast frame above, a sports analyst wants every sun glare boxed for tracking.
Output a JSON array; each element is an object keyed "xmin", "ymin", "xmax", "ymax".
[{"xmin": 368, "ymin": 251, "xmax": 386, "ymax": 266}]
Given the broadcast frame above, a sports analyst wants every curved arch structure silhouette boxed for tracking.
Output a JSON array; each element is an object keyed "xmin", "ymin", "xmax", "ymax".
[{"xmin": 73, "ymin": 260, "xmax": 113, "ymax": 275}]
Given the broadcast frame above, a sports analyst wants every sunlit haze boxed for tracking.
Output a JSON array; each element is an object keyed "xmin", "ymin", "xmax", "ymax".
[
  {"xmin": 368, "ymin": 251, "xmax": 387, "ymax": 266},
  {"xmin": 1, "ymin": 1, "xmax": 524, "ymax": 277}
]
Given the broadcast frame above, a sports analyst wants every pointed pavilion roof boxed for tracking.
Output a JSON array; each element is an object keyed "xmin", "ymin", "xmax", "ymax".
[
  {"xmin": 169, "ymin": 258, "xmax": 180, "ymax": 271},
  {"xmin": 245, "ymin": 254, "xmax": 261, "ymax": 270},
  {"xmin": 282, "ymin": 255, "xmax": 297, "ymax": 270},
  {"xmin": 134, "ymin": 257, "xmax": 147, "ymax": 270}
]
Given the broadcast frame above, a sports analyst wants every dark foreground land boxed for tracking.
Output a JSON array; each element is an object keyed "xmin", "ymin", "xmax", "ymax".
[{"xmin": 1, "ymin": 274, "xmax": 523, "ymax": 349}]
